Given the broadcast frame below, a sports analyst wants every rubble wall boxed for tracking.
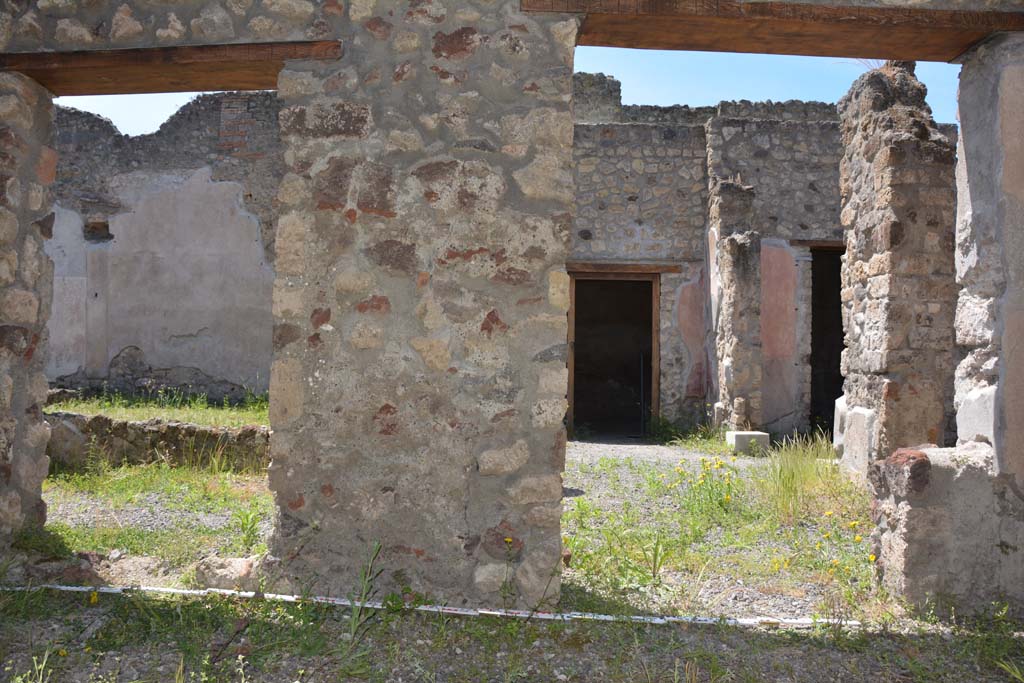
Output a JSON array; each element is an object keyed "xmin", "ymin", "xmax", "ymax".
[
  {"xmin": 837, "ymin": 62, "xmax": 956, "ymax": 478},
  {"xmin": 47, "ymin": 93, "xmax": 281, "ymax": 399},
  {"xmin": 2, "ymin": 1, "xmax": 342, "ymax": 52},
  {"xmin": 0, "ymin": 73, "xmax": 54, "ymax": 545},
  {"xmin": 266, "ymin": 3, "xmax": 578, "ymax": 607}
]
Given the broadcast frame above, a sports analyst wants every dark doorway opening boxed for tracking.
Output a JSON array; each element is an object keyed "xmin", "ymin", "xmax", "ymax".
[
  {"xmin": 571, "ymin": 278, "xmax": 654, "ymax": 437},
  {"xmin": 810, "ymin": 248, "xmax": 844, "ymax": 433}
]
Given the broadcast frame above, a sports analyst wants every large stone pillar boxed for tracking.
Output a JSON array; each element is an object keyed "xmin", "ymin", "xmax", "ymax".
[
  {"xmin": 0, "ymin": 73, "xmax": 54, "ymax": 547},
  {"xmin": 957, "ymin": 33, "xmax": 1024, "ymax": 479},
  {"xmin": 836, "ymin": 62, "xmax": 956, "ymax": 478},
  {"xmin": 267, "ymin": 3, "xmax": 577, "ymax": 607},
  {"xmin": 707, "ymin": 178, "xmax": 762, "ymax": 430}
]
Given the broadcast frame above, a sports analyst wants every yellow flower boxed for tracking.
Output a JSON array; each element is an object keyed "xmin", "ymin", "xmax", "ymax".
[
  {"xmin": 89, "ymin": 591, "xmax": 98, "ymax": 605},
  {"xmin": 815, "ymin": 542, "xmax": 822, "ymax": 550},
  {"xmin": 503, "ymin": 536, "xmax": 513, "ymax": 544},
  {"xmin": 723, "ymin": 495, "xmax": 731, "ymax": 503},
  {"xmin": 848, "ymin": 521, "xmax": 859, "ymax": 529},
  {"xmin": 869, "ymin": 554, "xmax": 877, "ymax": 563},
  {"xmin": 730, "ymin": 456, "xmax": 737, "ymax": 463},
  {"xmin": 831, "ymin": 559, "xmax": 840, "ymax": 566},
  {"xmin": 854, "ymin": 535, "xmax": 863, "ymax": 543},
  {"xmin": 822, "ymin": 532, "xmax": 831, "ymax": 539},
  {"xmin": 57, "ymin": 649, "xmax": 67, "ymax": 657},
  {"xmin": 824, "ymin": 510, "xmax": 834, "ymax": 517}
]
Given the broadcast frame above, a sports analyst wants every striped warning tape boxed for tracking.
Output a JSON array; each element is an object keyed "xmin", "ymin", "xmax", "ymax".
[{"xmin": 0, "ymin": 583, "xmax": 859, "ymax": 629}]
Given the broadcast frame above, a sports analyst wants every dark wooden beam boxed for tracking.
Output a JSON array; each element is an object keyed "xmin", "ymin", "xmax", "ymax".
[
  {"xmin": 521, "ymin": 0, "xmax": 1024, "ymax": 61},
  {"xmin": 567, "ymin": 260, "xmax": 683, "ymax": 273},
  {"xmin": 0, "ymin": 41, "xmax": 343, "ymax": 96}
]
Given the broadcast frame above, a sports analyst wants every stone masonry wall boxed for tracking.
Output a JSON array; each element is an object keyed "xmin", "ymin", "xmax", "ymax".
[
  {"xmin": 0, "ymin": 73, "xmax": 54, "ymax": 545},
  {"xmin": 864, "ymin": 34, "xmax": 1024, "ymax": 611},
  {"xmin": 836, "ymin": 62, "xmax": 956, "ymax": 478},
  {"xmin": 267, "ymin": 3, "xmax": 577, "ymax": 607},
  {"xmin": 572, "ymin": 72, "xmax": 849, "ymax": 432},
  {"xmin": 54, "ymin": 92, "xmax": 282, "ymax": 257},
  {"xmin": 47, "ymin": 93, "xmax": 281, "ymax": 399},
  {"xmin": 705, "ymin": 115, "xmax": 842, "ymax": 243},
  {"xmin": 2, "ymin": 1, "xmax": 341, "ymax": 52},
  {"xmin": 708, "ymin": 180, "xmax": 762, "ymax": 430},
  {"xmin": 45, "ymin": 410, "xmax": 269, "ymax": 470}
]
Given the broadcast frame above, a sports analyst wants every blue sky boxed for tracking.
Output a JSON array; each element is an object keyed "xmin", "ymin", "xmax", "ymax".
[{"xmin": 55, "ymin": 48, "xmax": 961, "ymax": 136}]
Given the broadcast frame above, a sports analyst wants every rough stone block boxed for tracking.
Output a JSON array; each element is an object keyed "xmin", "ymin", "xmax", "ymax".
[{"xmin": 725, "ymin": 430, "xmax": 769, "ymax": 455}]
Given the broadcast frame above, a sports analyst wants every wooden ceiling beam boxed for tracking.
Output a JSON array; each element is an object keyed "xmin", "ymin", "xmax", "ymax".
[
  {"xmin": 0, "ymin": 41, "xmax": 343, "ymax": 96},
  {"xmin": 522, "ymin": 0, "xmax": 1024, "ymax": 61}
]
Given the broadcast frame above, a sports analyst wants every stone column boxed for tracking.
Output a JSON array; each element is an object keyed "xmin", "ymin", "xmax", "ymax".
[
  {"xmin": 836, "ymin": 62, "xmax": 956, "ymax": 478},
  {"xmin": 267, "ymin": 3, "xmax": 577, "ymax": 607},
  {"xmin": 0, "ymin": 73, "xmax": 54, "ymax": 547},
  {"xmin": 708, "ymin": 178, "xmax": 762, "ymax": 430}
]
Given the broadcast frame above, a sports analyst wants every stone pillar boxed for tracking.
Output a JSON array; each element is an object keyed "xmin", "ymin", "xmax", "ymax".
[
  {"xmin": 0, "ymin": 73, "xmax": 54, "ymax": 547},
  {"xmin": 708, "ymin": 178, "xmax": 762, "ymax": 430},
  {"xmin": 836, "ymin": 62, "xmax": 956, "ymax": 478},
  {"xmin": 860, "ymin": 33, "xmax": 1024, "ymax": 610},
  {"xmin": 267, "ymin": 4, "xmax": 577, "ymax": 607},
  {"xmin": 956, "ymin": 33, "xmax": 1024, "ymax": 478}
]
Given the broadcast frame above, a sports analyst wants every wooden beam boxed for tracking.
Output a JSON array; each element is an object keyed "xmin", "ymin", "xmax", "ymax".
[
  {"xmin": 790, "ymin": 239, "xmax": 845, "ymax": 250},
  {"xmin": 521, "ymin": 0, "xmax": 1024, "ymax": 61},
  {"xmin": 0, "ymin": 41, "xmax": 343, "ymax": 96},
  {"xmin": 567, "ymin": 260, "xmax": 683, "ymax": 274}
]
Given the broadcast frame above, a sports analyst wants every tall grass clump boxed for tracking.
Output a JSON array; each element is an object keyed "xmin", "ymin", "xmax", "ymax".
[{"xmin": 756, "ymin": 430, "xmax": 841, "ymax": 522}]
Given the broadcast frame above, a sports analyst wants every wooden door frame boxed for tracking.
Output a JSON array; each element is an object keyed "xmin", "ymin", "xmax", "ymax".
[{"xmin": 567, "ymin": 271, "xmax": 661, "ymax": 438}]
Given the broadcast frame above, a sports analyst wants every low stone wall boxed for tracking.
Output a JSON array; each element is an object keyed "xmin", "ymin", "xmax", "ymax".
[{"xmin": 44, "ymin": 411, "xmax": 269, "ymax": 471}]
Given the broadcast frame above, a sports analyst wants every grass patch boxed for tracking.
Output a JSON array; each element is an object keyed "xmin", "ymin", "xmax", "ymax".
[
  {"xmin": 21, "ymin": 460, "xmax": 274, "ymax": 569},
  {"xmin": 47, "ymin": 389, "xmax": 269, "ymax": 428},
  {"xmin": 562, "ymin": 435, "xmax": 876, "ymax": 619},
  {"xmin": 46, "ymin": 460, "xmax": 270, "ymax": 513},
  {"xmin": 649, "ymin": 417, "xmax": 733, "ymax": 457},
  {"xmin": 0, "ymin": 587, "xmax": 1021, "ymax": 682}
]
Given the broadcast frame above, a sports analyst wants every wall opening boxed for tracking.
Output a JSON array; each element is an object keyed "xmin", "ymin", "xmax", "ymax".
[
  {"xmin": 810, "ymin": 247, "xmax": 844, "ymax": 433},
  {"xmin": 570, "ymin": 276, "xmax": 657, "ymax": 438}
]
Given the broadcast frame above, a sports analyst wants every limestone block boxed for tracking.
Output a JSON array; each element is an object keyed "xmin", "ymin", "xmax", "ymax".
[
  {"xmin": 508, "ymin": 475, "xmax": 562, "ymax": 505},
  {"xmin": 832, "ymin": 394, "xmax": 848, "ymax": 459},
  {"xmin": 841, "ymin": 406, "xmax": 876, "ymax": 479},
  {"xmin": 473, "ymin": 562, "xmax": 509, "ymax": 593},
  {"xmin": 477, "ymin": 440, "xmax": 529, "ymax": 476},
  {"xmin": 725, "ymin": 430, "xmax": 769, "ymax": 455},
  {"xmin": 956, "ymin": 385, "xmax": 996, "ymax": 445}
]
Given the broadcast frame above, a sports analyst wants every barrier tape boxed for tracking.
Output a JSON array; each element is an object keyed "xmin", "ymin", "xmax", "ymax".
[{"xmin": 0, "ymin": 583, "xmax": 860, "ymax": 629}]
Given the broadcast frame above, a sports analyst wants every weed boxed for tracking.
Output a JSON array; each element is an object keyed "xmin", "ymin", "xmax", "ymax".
[
  {"xmin": 998, "ymin": 659, "xmax": 1024, "ymax": 683},
  {"xmin": 668, "ymin": 422, "xmax": 731, "ymax": 456},
  {"xmin": 10, "ymin": 648, "xmax": 53, "ymax": 683},
  {"xmin": 234, "ymin": 505, "xmax": 263, "ymax": 555}
]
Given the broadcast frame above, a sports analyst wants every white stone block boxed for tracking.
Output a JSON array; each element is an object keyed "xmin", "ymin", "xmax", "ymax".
[
  {"xmin": 957, "ymin": 385, "xmax": 997, "ymax": 445},
  {"xmin": 726, "ymin": 430, "xmax": 769, "ymax": 455}
]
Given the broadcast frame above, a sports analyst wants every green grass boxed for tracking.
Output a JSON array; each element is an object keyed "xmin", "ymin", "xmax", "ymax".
[
  {"xmin": 0, "ymin": 585, "xmax": 1020, "ymax": 682},
  {"xmin": 649, "ymin": 417, "xmax": 734, "ymax": 457},
  {"xmin": 562, "ymin": 435, "xmax": 876, "ymax": 620},
  {"xmin": 47, "ymin": 389, "xmax": 269, "ymax": 428},
  {"xmin": 14, "ymin": 460, "xmax": 274, "ymax": 570}
]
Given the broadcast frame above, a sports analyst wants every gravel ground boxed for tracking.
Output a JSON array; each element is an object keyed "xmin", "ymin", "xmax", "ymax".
[
  {"xmin": 37, "ymin": 440, "xmax": 846, "ymax": 621},
  {"xmin": 46, "ymin": 491, "xmax": 234, "ymax": 532},
  {"xmin": 3, "ymin": 441, "xmax": 1018, "ymax": 682}
]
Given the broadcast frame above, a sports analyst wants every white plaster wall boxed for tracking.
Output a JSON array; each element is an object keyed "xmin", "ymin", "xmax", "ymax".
[
  {"xmin": 44, "ymin": 205, "xmax": 87, "ymax": 379},
  {"xmin": 44, "ymin": 168, "xmax": 274, "ymax": 392}
]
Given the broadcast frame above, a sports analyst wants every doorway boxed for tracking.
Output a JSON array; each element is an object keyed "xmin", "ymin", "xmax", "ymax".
[
  {"xmin": 810, "ymin": 248, "xmax": 844, "ymax": 432},
  {"xmin": 569, "ymin": 274, "xmax": 659, "ymax": 438}
]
